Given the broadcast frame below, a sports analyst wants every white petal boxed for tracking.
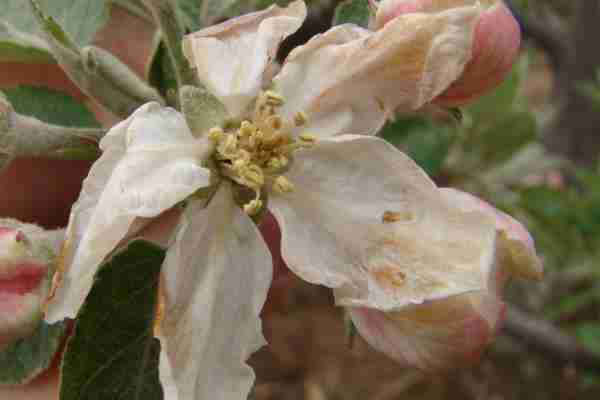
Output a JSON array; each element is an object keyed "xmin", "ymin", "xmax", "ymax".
[
  {"xmin": 273, "ymin": 5, "xmax": 480, "ymax": 138},
  {"xmin": 158, "ymin": 183, "xmax": 272, "ymax": 400},
  {"xmin": 440, "ymin": 188, "xmax": 543, "ymax": 280},
  {"xmin": 45, "ymin": 103, "xmax": 212, "ymax": 323},
  {"xmin": 182, "ymin": 1, "xmax": 306, "ymax": 118},
  {"xmin": 269, "ymin": 135, "xmax": 497, "ymax": 310}
]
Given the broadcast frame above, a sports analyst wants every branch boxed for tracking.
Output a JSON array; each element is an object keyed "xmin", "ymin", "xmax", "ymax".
[
  {"xmin": 503, "ymin": 305, "xmax": 600, "ymax": 374},
  {"xmin": 505, "ymin": 0, "xmax": 569, "ymax": 70}
]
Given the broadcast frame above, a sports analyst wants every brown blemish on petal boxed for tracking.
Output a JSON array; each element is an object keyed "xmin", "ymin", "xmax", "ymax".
[
  {"xmin": 372, "ymin": 265, "xmax": 407, "ymax": 290},
  {"xmin": 42, "ymin": 236, "xmax": 69, "ymax": 313},
  {"xmin": 382, "ymin": 210, "xmax": 414, "ymax": 223}
]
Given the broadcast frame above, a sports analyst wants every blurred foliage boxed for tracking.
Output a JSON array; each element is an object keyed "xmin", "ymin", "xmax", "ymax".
[
  {"xmin": 579, "ymin": 69, "xmax": 600, "ymax": 109},
  {"xmin": 381, "ymin": 53, "xmax": 600, "ymax": 387}
]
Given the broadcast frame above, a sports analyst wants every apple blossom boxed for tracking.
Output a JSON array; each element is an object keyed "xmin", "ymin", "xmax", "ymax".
[
  {"xmin": 372, "ymin": 0, "xmax": 522, "ymax": 106},
  {"xmin": 43, "ymin": 1, "xmax": 540, "ymax": 400},
  {"xmin": 0, "ymin": 219, "xmax": 62, "ymax": 351}
]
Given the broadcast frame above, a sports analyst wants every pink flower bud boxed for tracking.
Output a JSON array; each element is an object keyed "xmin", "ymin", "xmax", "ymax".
[
  {"xmin": 373, "ymin": 0, "xmax": 521, "ymax": 106},
  {"xmin": 348, "ymin": 189, "xmax": 541, "ymax": 370},
  {"xmin": 0, "ymin": 221, "xmax": 62, "ymax": 351}
]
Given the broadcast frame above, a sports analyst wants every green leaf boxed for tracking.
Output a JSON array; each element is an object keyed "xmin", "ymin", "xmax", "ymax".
[
  {"xmin": 332, "ymin": 0, "xmax": 371, "ymax": 28},
  {"xmin": 178, "ymin": 0, "xmax": 203, "ymax": 31},
  {"xmin": 576, "ymin": 323, "xmax": 600, "ymax": 356},
  {"xmin": 380, "ymin": 118, "xmax": 455, "ymax": 176},
  {"xmin": 0, "ymin": 21, "xmax": 53, "ymax": 63},
  {"xmin": 3, "ymin": 85, "xmax": 99, "ymax": 128},
  {"xmin": 467, "ymin": 58, "xmax": 525, "ymax": 119},
  {"xmin": 477, "ymin": 111, "xmax": 537, "ymax": 166},
  {"xmin": 0, "ymin": 1, "xmax": 111, "ymax": 62},
  {"xmin": 60, "ymin": 240, "xmax": 165, "ymax": 400},
  {"xmin": 0, "ymin": 320, "xmax": 67, "ymax": 385},
  {"xmin": 201, "ymin": 0, "xmax": 241, "ymax": 25}
]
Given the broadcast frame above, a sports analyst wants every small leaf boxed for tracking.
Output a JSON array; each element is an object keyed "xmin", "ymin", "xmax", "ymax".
[
  {"xmin": 332, "ymin": 0, "xmax": 371, "ymax": 28},
  {"xmin": 201, "ymin": 0, "xmax": 241, "ymax": 25},
  {"xmin": 178, "ymin": 0, "xmax": 204, "ymax": 31},
  {"xmin": 380, "ymin": 118, "xmax": 455, "ymax": 176},
  {"xmin": 576, "ymin": 323, "xmax": 600, "ymax": 356},
  {"xmin": 60, "ymin": 240, "xmax": 165, "ymax": 400},
  {"xmin": 0, "ymin": 1, "xmax": 111, "ymax": 63},
  {"xmin": 0, "ymin": 320, "xmax": 66, "ymax": 385},
  {"xmin": 3, "ymin": 85, "xmax": 99, "ymax": 128}
]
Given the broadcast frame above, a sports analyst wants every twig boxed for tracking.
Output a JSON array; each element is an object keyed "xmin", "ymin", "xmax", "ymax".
[
  {"xmin": 503, "ymin": 305, "xmax": 600, "ymax": 374},
  {"xmin": 505, "ymin": 0, "xmax": 568, "ymax": 70}
]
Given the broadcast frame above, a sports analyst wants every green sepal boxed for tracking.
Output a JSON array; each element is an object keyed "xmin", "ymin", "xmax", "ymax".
[
  {"xmin": 332, "ymin": 0, "xmax": 372, "ymax": 28},
  {"xmin": 0, "ymin": 320, "xmax": 67, "ymax": 385}
]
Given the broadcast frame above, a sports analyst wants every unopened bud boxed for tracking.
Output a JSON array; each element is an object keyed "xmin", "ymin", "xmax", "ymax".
[
  {"xmin": 373, "ymin": 0, "xmax": 521, "ymax": 106},
  {"xmin": 0, "ymin": 220, "xmax": 63, "ymax": 351}
]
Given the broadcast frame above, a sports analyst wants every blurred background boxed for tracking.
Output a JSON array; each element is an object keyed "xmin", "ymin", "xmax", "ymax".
[{"xmin": 247, "ymin": 1, "xmax": 600, "ymax": 399}]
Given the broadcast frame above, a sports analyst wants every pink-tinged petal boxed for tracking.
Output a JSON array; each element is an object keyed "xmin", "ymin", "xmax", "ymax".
[
  {"xmin": 269, "ymin": 135, "xmax": 497, "ymax": 311},
  {"xmin": 273, "ymin": 4, "xmax": 480, "ymax": 138},
  {"xmin": 373, "ymin": 0, "xmax": 521, "ymax": 106},
  {"xmin": 435, "ymin": 2, "xmax": 521, "ymax": 106},
  {"xmin": 182, "ymin": 1, "xmax": 306, "ymax": 119},
  {"xmin": 349, "ymin": 290, "xmax": 506, "ymax": 370},
  {"xmin": 440, "ymin": 188, "xmax": 543, "ymax": 281}
]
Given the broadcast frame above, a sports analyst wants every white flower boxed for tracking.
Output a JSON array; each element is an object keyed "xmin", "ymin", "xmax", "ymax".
[{"xmin": 44, "ymin": 1, "xmax": 541, "ymax": 400}]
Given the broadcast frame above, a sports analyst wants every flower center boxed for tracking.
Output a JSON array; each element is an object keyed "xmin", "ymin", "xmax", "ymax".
[{"xmin": 208, "ymin": 91, "xmax": 315, "ymax": 215}]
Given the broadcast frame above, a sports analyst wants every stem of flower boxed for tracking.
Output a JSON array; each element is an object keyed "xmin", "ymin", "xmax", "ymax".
[
  {"xmin": 0, "ymin": 96, "xmax": 104, "ymax": 171},
  {"xmin": 142, "ymin": 0, "xmax": 196, "ymax": 99}
]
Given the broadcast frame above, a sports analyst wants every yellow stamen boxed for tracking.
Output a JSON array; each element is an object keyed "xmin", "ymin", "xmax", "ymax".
[
  {"xmin": 294, "ymin": 111, "xmax": 307, "ymax": 127},
  {"xmin": 244, "ymin": 198, "xmax": 263, "ymax": 216},
  {"xmin": 299, "ymin": 133, "xmax": 318, "ymax": 144},
  {"xmin": 208, "ymin": 127, "xmax": 224, "ymax": 141},
  {"xmin": 273, "ymin": 176, "xmax": 295, "ymax": 194},
  {"xmin": 265, "ymin": 90, "xmax": 284, "ymax": 106}
]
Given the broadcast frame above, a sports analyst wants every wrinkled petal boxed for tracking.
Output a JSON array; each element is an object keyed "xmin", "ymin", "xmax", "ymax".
[
  {"xmin": 158, "ymin": 183, "xmax": 272, "ymax": 400},
  {"xmin": 272, "ymin": 4, "xmax": 480, "ymax": 138},
  {"xmin": 440, "ymin": 189, "xmax": 542, "ymax": 280},
  {"xmin": 348, "ymin": 289, "xmax": 506, "ymax": 370},
  {"xmin": 269, "ymin": 135, "xmax": 497, "ymax": 311},
  {"xmin": 182, "ymin": 1, "xmax": 306, "ymax": 118},
  {"xmin": 45, "ymin": 103, "xmax": 212, "ymax": 323}
]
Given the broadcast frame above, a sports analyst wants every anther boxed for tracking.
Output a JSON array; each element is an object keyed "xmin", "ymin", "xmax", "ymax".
[
  {"xmin": 244, "ymin": 198, "xmax": 263, "ymax": 216},
  {"xmin": 299, "ymin": 133, "xmax": 318, "ymax": 144},
  {"xmin": 208, "ymin": 127, "xmax": 224, "ymax": 141},
  {"xmin": 267, "ymin": 115, "xmax": 283, "ymax": 130},
  {"xmin": 294, "ymin": 111, "xmax": 308, "ymax": 127},
  {"xmin": 273, "ymin": 176, "xmax": 295, "ymax": 194},
  {"xmin": 239, "ymin": 121, "xmax": 256, "ymax": 137},
  {"xmin": 265, "ymin": 90, "xmax": 284, "ymax": 106}
]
